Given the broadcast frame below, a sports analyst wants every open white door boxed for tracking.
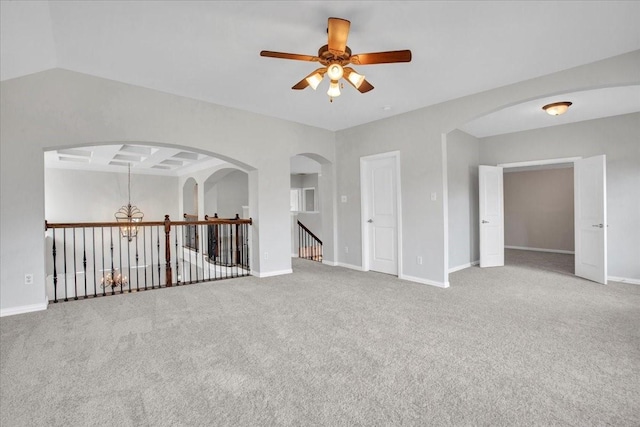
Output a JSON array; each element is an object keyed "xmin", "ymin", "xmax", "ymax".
[
  {"xmin": 574, "ymin": 155, "xmax": 607, "ymax": 284},
  {"xmin": 479, "ymin": 165, "xmax": 504, "ymax": 268},
  {"xmin": 362, "ymin": 155, "xmax": 398, "ymax": 275}
]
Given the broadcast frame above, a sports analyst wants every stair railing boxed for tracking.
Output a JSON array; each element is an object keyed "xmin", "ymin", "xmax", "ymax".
[
  {"xmin": 44, "ymin": 214, "xmax": 252, "ymax": 303},
  {"xmin": 297, "ymin": 220, "xmax": 322, "ymax": 262}
]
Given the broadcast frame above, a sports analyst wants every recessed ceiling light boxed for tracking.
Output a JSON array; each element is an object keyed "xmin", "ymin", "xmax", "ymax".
[
  {"xmin": 382, "ymin": 106, "xmax": 392, "ymax": 111},
  {"xmin": 542, "ymin": 101, "xmax": 572, "ymax": 116}
]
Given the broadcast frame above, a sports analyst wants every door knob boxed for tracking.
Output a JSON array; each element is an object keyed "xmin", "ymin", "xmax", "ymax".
[
  {"xmin": 482, "ymin": 220, "xmax": 489, "ymax": 224},
  {"xmin": 367, "ymin": 219, "xmax": 373, "ymax": 223},
  {"xmin": 592, "ymin": 224, "xmax": 603, "ymax": 228}
]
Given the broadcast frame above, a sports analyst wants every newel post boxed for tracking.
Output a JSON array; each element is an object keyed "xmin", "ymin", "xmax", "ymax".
[{"xmin": 164, "ymin": 215, "xmax": 173, "ymax": 286}]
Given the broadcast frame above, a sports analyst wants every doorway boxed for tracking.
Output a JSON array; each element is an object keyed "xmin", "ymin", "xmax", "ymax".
[
  {"xmin": 479, "ymin": 156, "xmax": 608, "ymax": 284},
  {"xmin": 360, "ymin": 151, "xmax": 402, "ymax": 276}
]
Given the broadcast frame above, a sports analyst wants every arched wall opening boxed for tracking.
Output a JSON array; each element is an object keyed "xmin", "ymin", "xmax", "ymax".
[
  {"xmin": 203, "ymin": 168, "xmax": 249, "ymax": 219},
  {"xmin": 289, "ymin": 153, "xmax": 336, "ymax": 265},
  {"xmin": 183, "ymin": 178, "xmax": 198, "ymax": 217},
  {"xmin": 444, "ymin": 84, "xmax": 640, "ymax": 284}
]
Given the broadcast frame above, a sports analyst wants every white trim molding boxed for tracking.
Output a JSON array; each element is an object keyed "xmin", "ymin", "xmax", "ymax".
[
  {"xmin": 449, "ymin": 261, "xmax": 480, "ymax": 273},
  {"xmin": 336, "ymin": 262, "xmax": 365, "ymax": 272},
  {"xmin": 251, "ymin": 269, "xmax": 293, "ymax": 278},
  {"xmin": 608, "ymin": 276, "xmax": 640, "ymax": 285},
  {"xmin": 0, "ymin": 298, "xmax": 48, "ymax": 317},
  {"xmin": 322, "ymin": 259, "xmax": 338, "ymax": 267},
  {"xmin": 498, "ymin": 157, "xmax": 582, "ymax": 169},
  {"xmin": 505, "ymin": 245, "xmax": 575, "ymax": 254},
  {"xmin": 400, "ymin": 274, "xmax": 450, "ymax": 288}
]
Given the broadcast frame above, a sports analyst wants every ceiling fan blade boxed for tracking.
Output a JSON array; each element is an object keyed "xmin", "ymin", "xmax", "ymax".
[
  {"xmin": 356, "ymin": 78, "xmax": 374, "ymax": 93},
  {"xmin": 292, "ymin": 68, "xmax": 326, "ymax": 90},
  {"xmin": 350, "ymin": 50, "xmax": 412, "ymax": 65},
  {"xmin": 327, "ymin": 17, "xmax": 350, "ymax": 56},
  {"xmin": 260, "ymin": 51, "xmax": 319, "ymax": 62}
]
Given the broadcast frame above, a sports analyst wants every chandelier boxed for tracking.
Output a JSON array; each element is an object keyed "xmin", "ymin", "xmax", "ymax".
[
  {"xmin": 114, "ymin": 163, "xmax": 144, "ymax": 241},
  {"xmin": 101, "ymin": 271, "xmax": 128, "ymax": 290}
]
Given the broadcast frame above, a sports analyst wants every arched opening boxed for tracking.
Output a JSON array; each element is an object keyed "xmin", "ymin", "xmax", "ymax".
[
  {"xmin": 290, "ymin": 153, "xmax": 335, "ymax": 265},
  {"xmin": 43, "ymin": 142, "xmax": 257, "ymax": 302},
  {"xmin": 182, "ymin": 178, "xmax": 198, "ymax": 218},
  {"xmin": 203, "ymin": 168, "xmax": 249, "ymax": 219},
  {"xmin": 445, "ymin": 85, "xmax": 640, "ymax": 285}
]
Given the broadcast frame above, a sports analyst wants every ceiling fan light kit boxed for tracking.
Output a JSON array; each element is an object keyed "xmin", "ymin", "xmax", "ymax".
[{"xmin": 260, "ymin": 17, "xmax": 412, "ymax": 102}]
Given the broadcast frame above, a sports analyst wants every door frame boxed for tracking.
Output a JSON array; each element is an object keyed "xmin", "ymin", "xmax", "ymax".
[
  {"xmin": 496, "ymin": 156, "xmax": 608, "ymax": 284},
  {"xmin": 360, "ymin": 151, "xmax": 403, "ymax": 276}
]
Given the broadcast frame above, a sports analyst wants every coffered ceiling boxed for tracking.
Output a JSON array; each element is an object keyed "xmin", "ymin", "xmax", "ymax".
[{"xmin": 3, "ymin": 1, "xmax": 640, "ymax": 143}]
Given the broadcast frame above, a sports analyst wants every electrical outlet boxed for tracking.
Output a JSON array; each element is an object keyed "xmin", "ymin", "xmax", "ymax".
[
  {"xmin": 24, "ymin": 274, "xmax": 34, "ymax": 285},
  {"xmin": 341, "ymin": 195, "xmax": 347, "ymax": 203},
  {"xmin": 416, "ymin": 256, "xmax": 423, "ymax": 265},
  {"xmin": 264, "ymin": 252, "xmax": 269, "ymax": 260},
  {"xmin": 344, "ymin": 246, "xmax": 349, "ymax": 253},
  {"xmin": 430, "ymin": 192, "xmax": 437, "ymax": 201}
]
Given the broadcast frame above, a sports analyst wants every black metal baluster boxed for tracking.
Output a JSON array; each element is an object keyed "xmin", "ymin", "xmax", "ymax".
[
  {"xmin": 102, "ymin": 227, "xmax": 106, "ymax": 296},
  {"xmin": 157, "ymin": 226, "xmax": 161, "ymax": 287},
  {"xmin": 92, "ymin": 228, "xmax": 97, "ymax": 297},
  {"xmin": 189, "ymin": 225, "xmax": 194, "ymax": 283},
  {"xmin": 82, "ymin": 228, "xmax": 87, "ymax": 299},
  {"xmin": 135, "ymin": 232, "xmax": 140, "ymax": 292},
  {"xmin": 126, "ymin": 234, "xmax": 131, "ymax": 293},
  {"xmin": 63, "ymin": 229, "xmax": 68, "ymax": 302},
  {"xmin": 119, "ymin": 227, "xmax": 124, "ymax": 294},
  {"xmin": 73, "ymin": 228, "xmax": 78, "ymax": 300},
  {"xmin": 52, "ymin": 229, "xmax": 58, "ymax": 303},
  {"xmin": 110, "ymin": 227, "xmax": 115, "ymax": 296},
  {"xmin": 143, "ymin": 226, "xmax": 148, "ymax": 290},
  {"xmin": 175, "ymin": 227, "xmax": 179, "ymax": 285},
  {"xmin": 150, "ymin": 226, "xmax": 155, "ymax": 289}
]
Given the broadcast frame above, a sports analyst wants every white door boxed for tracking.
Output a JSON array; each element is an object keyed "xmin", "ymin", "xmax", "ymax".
[
  {"xmin": 479, "ymin": 165, "xmax": 504, "ymax": 268},
  {"xmin": 574, "ymin": 155, "xmax": 607, "ymax": 284},
  {"xmin": 362, "ymin": 156, "xmax": 398, "ymax": 275}
]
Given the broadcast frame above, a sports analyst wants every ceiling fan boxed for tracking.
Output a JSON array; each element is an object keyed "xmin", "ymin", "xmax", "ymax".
[{"xmin": 260, "ymin": 17, "xmax": 412, "ymax": 101}]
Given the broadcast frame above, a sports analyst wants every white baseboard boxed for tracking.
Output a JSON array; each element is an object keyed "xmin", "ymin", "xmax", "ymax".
[
  {"xmin": 336, "ymin": 262, "xmax": 364, "ymax": 271},
  {"xmin": 322, "ymin": 260, "xmax": 338, "ymax": 267},
  {"xmin": 608, "ymin": 276, "xmax": 640, "ymax": 285},
  {"xmin": 449, "ymin": 260, "xmax": 479, "ymax": 273},
  {"xmin": 0, "ymin": 298, "xmax": 49, "ymax": 317},
  {"xmin": 291, "ymin": 253, "xmax": 299, "ymax": 258},
  {"xmin": 251, "ymin": 269, "xmax": 293, "ymax": 278},
  {"xmin": 400, "ymin": 274, "xmax": 449, "ymax": 288},
  {"xmin": 505, "ymin": 245, "xmax": 574, "ymax": 255}
]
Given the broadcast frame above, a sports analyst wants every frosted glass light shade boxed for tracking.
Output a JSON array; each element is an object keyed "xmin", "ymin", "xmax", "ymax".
[
  {"xmin": 306, "ymin": 72, "xmax": 323, "ymax": 90},
  {"xmin": 543, "ymin": 101, "xmax": 572, "ymax": 116},
  {"xmin": 327, "ymin": 80, "xmax": 341, "ymax": 97},
  {"xmin": 346, "ymin": 70, "xmax": 365, "ymax": 88},
  {"xmin": 327, "ymin": 63, "xmax": 344, "ymax": 81}
]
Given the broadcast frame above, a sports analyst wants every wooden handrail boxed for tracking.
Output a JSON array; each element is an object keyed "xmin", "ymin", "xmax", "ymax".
[
  {"xmin": 45, "ymin": 216, "xmax": 252, "ymax": 230},
  {"xmin": 297, "ymin": 220, "xmax": 322, "ymax": 245}
]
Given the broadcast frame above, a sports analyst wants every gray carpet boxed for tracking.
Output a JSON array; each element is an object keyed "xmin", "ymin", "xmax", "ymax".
[{"xmin": 1, "ymin": 250, "xmax": 639, "ymax": 426}]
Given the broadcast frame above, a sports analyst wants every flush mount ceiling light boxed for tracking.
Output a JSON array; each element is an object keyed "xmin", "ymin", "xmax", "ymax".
[{"xmin": 542, "ymin": 101, "xmax": 572, "ymax": 116}]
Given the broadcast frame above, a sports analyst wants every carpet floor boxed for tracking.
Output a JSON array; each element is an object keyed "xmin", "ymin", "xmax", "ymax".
[{"xmin": 1, "ymin": 250, "xmax": 639, "ymax": 426}]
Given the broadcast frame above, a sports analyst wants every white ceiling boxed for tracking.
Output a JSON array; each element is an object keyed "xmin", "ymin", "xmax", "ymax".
[
  {"xmin": 2, "ymin": 1, "xmax": 640, "ymax": 148},
  {"xmin": 461, "ymin": 85, "xmax": 640, "ymax": 138}
]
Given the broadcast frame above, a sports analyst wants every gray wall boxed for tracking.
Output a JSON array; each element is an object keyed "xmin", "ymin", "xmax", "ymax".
[
  {"xmin": 447, "ymin": 130, "xmax": 480, "ymax": 269},
  {"xmin": 182, "ymin": 178, "xmax": 197, "ymax": 215},
  {"xmin": 216, "ymin": 170, "xmax": 248, "ymax": 218},
  {"xmin": 504, "ymin": 168, "xmax": 574, "ymax": 252},
  {"xmin": 1, "ymin": 68, "xmax": 336, "ymax": 313},
  {"xmin": 45, "ymin": 168, "xmax": 179, "ymax": 222},
  {"xmin": 480, "ymin": 113, "xmax": 640, "ymax": 279}
]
